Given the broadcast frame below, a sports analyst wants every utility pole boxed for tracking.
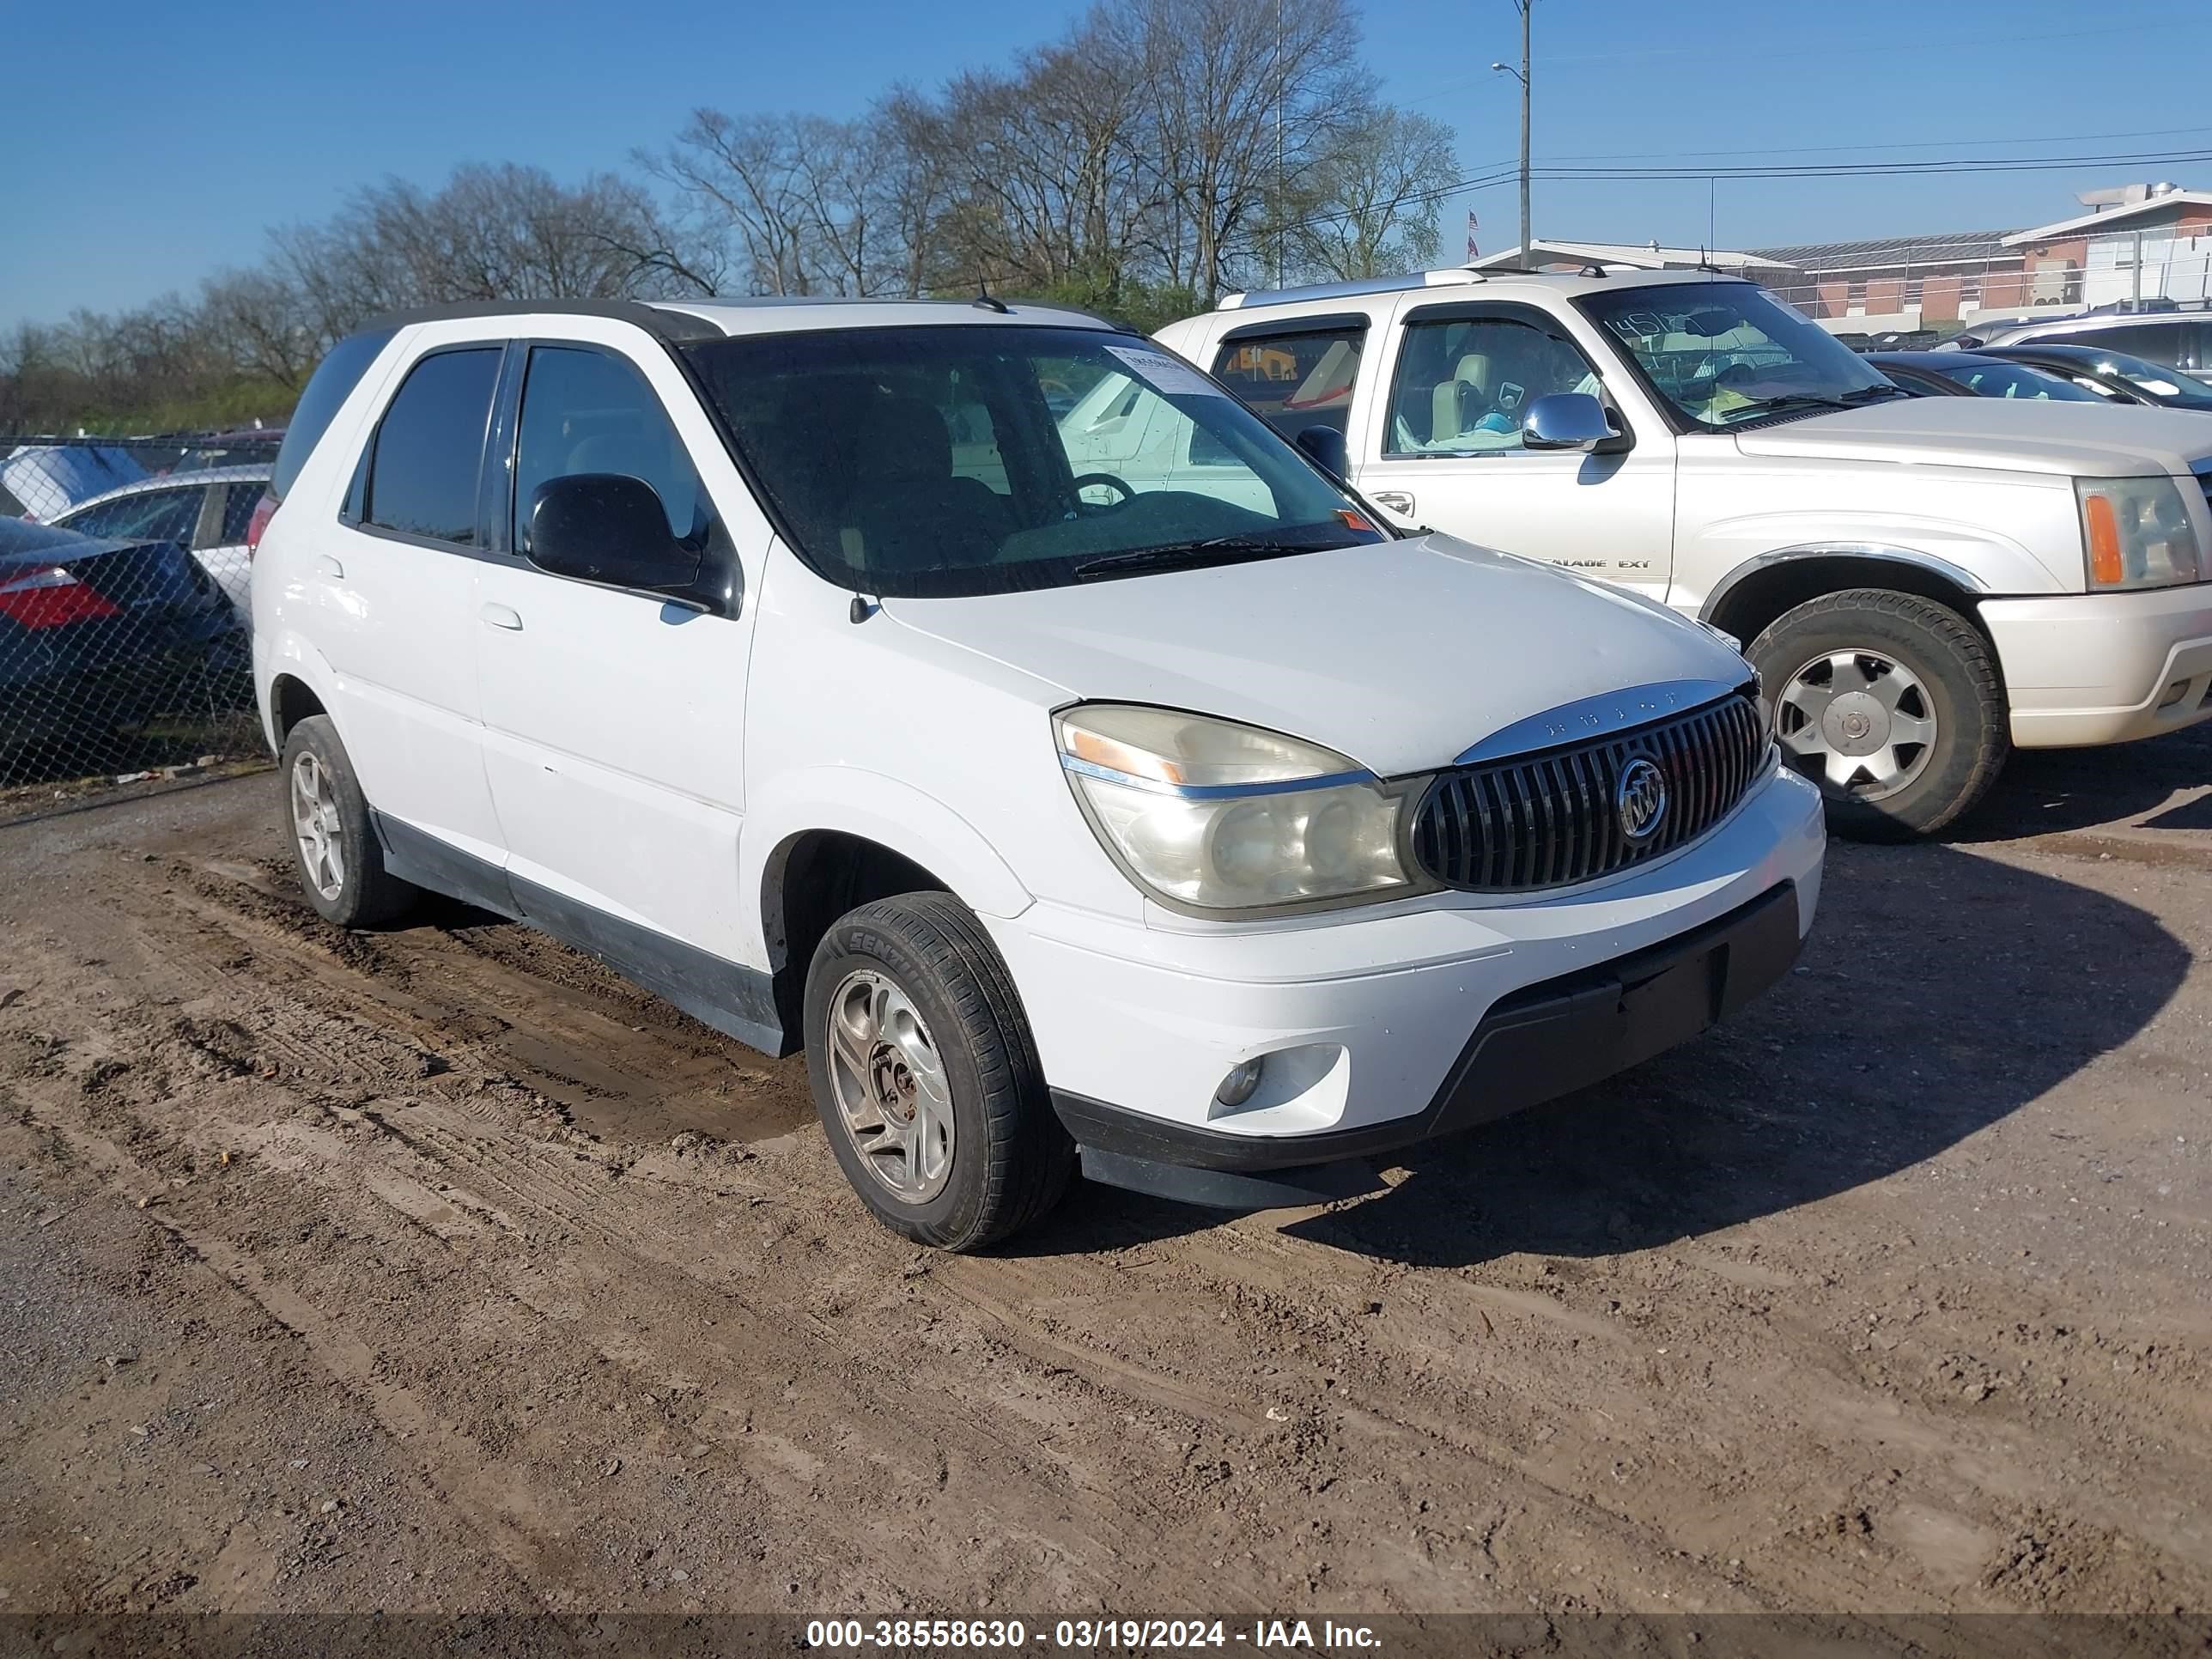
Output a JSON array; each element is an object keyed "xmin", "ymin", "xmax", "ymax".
[{"xmin": 1492, "ymin": 2, "xmax": 1532, "ymax": 269}]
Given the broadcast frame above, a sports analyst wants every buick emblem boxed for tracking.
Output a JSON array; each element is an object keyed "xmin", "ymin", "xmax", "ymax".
[{"xmin": 1615, "ymin": 756, "xmax": 1668, "ymax": 843}]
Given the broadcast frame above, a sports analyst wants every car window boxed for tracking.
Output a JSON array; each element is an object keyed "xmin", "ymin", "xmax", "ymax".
[
  {"xmin": 1385, "ymin": 315, "xmax": 1603, "ymax": 456},
  {"xmin": 1581, "ymin": 281, "xmax": 1893, "ymax": 428},
  {"xmin": 1951, "ymin": 362, "xmax": 2101, "ymax": 402},
  {"xmin": 2072, "ymin": 323, "xmax": 2181, "ymax": 363},
  {"xmin": 272, "ymin": 326, "xmax": 396, "ymax": 504},
  {"xmin": 1210, "ymin": 325, "xmax": 1366, "ymax": 443},
  {"xmin": 684, "ymin": 324, "xmax": 1379, "ymax": 599},
  {"xmin": 63, "ymin": 486, "xmax": 205, "ymax": 547},
  {"xmin": 217, "ymin": 482, "xmax": 264, "ymax": 544},
  {"xmin": 513, "ymin": 346, "xmax": 710, "ymax": 555},
  {"xmin": 362, "ymin": 347, "xmax": 502, "ymax": 545}
]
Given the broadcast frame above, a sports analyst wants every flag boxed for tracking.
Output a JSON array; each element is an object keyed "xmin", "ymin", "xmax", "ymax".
[{"xmin": 1467, "ymin": 211, "xmax": 1480, "ymax": 262}]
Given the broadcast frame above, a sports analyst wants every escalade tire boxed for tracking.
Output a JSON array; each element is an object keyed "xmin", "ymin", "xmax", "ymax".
[
  {"xmin": 1749, "ymin": 588, "xmax": 2008, "ymax": 842},
  {"xmin": 804, "ymin": 893, "xmax": 1074, "ymax": 1251},
  {"xmin": 278, "ymin": 715, "xmax": 421, "ymax": 927}
]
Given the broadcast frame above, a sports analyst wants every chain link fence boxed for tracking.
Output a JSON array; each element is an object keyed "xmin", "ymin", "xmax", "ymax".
[{"xmin": 1, "ymin": 434, "xmax": 279, "ymax": 822}]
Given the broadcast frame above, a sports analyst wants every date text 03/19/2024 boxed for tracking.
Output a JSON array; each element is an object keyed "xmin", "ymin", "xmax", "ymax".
[{"xmin": 803, "ymin": 1618, "xmax": 1384, "ymax": 1650}]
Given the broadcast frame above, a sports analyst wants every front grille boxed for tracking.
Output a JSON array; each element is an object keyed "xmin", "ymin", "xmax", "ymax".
[{"xmin": 1412, "ymin": 691, "xmax": 1766, "ymax": 892}]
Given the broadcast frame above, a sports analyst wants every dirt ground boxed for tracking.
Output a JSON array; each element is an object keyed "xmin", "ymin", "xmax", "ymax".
[{"xmin": 1, "ymin": 731, "xmax": 2208, "ymax": 1643}]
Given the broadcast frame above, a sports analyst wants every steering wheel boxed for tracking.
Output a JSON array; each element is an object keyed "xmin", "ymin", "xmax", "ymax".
[
  {"xmin": 1070, "ymin": 472, "xmax": 1134, "ymax": 508},
  {"xmin": 1713, "ymin": 359, "xmax": 1763, "ymax": 391}
]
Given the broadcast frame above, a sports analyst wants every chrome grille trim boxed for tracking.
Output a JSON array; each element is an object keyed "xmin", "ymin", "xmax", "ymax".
[{"xmin": 1412, "ymin": 690, "xmax": 1766, "ymax": 893}]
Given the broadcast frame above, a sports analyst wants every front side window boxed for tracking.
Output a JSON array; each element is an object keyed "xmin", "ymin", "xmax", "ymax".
[
  {"xmin": 513, "ymin": 346, "xmax": 711, "ymax": 555},
  {"xmin": 1385, "ymin": 315, "xmax": 1602, "ymax": 457},
  {"xmin": 684, "ymin": 325, "xmax": 1380, "ymax": 599},
  {"xmin": 1210, "ymin": 325, "xmax": 1365, "ymax": 442},
  {"xmin": 64, "ymin": 486, "xmax": 205, "ymax": 547},
  {"xmin": 362, "ymin": 347, "xmax": 502, "ymax": 544},
  {"xmin": 1581, "ymin": 281, "xmax": 1896, "ymax": 428}
]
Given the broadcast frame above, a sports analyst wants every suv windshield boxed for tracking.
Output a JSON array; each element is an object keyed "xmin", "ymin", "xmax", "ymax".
[
  {"xmin": 684, "ymin": 324, "xmax": 1382, "ymax": 598},
  {"xmin": 1579, "ymin": 282, "xmax": 1898, "ymax": 428}
]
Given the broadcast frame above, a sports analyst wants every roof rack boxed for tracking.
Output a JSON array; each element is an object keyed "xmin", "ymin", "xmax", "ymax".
[{"xmin": 1217, "ymin": 266, "xmax": 1488, "ymax": 312}]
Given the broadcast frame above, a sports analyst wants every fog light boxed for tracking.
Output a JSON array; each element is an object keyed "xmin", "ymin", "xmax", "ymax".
[
  {"xmin": 2158, "ymin": 678, "xmax": 2190, "ymax": 709},
  {"xmin": 1214, "ymin": 1057, "xmax": 1265, "ymax": 1108}
]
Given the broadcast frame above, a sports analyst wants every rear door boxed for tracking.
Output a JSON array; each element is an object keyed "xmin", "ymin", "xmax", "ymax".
[
  {"xmin": 471, "ymin": 328, "xmax": 764, "ymax": 968},
  {"xmin": 1349, "ymin": 297, "xmax": 1678, "ymax": 601},
  {"xmin": 312, "ymin": 337, "xmax": 507, "ymax": 865}
]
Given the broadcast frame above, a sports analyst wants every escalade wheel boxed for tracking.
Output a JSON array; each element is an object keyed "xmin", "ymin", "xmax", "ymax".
[
  {"xmin": 1748, "ymin": 588, "xmax": 2008, "ymax": 842},
  {"xmin": 279, "ymin": 715, "xmax": 421, "ymax": 927},
  {"xmin": 804, "ymin": 893, "xmax": 1073, "ymax": 1250}
]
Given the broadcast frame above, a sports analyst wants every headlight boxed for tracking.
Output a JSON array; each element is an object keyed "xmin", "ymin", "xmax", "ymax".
[
  {"xmin": 2076, "ymin": 476, "xmax": 2203, "ymax": 590},
  {"xmin": 1054, "ymin": 704, "xmax": 1428, "ymax": 914}
]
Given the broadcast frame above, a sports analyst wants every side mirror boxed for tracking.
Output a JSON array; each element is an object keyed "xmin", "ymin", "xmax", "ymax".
[
  {"xmin": 1294, "ymin": 423, "xmax": 1349, "ymax": 478},
  {"xmin": 1520, "ymin": 392, "xmax": 1615, "ymax": 452},
  {"xmin": 527, "ymin": 473, "xmax": 701, "ymax": 592}
]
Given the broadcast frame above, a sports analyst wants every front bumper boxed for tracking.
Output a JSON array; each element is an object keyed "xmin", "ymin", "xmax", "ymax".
[
  {"xmin": 1056, "ymin": 878, "xmax": 1802, "ymax": 1183},
  {"xmin": 1982, "ymin": 583, "xmax": 2212, "ymax": 748},
  {"xmin": 985, "ymin": 763, "xmax": 1825, "ymax": 1193}
]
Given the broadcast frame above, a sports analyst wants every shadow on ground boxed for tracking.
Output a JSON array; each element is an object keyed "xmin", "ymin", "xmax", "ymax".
[
  {"xmin": 1019, "ymin": 834, "xmax": 2191, "ymax": 1267},
  {"xmin": 1950, "ymin": 720, "xmax": 2211, "ymax": 841}
]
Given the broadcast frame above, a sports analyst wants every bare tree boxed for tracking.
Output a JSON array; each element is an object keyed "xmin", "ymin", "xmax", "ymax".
[{"xmin": 1292, "ymin": 107, "xmax": 1460, "ymax": 281}]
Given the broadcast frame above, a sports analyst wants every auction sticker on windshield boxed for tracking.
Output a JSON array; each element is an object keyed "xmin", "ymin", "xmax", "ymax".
[{"xmin": 1106, "ymin": 343, "xmax": 1229, "ymax": 399}]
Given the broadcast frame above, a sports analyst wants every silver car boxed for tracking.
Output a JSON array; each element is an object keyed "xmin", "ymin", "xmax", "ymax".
[{"xmin": 51, "ymin": 465, "xmax": 270, "ymax": 620}]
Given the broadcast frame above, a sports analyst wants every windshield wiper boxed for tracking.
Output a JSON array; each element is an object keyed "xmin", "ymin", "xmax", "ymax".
[
  {"xmin": 1721, "ymin": 383, "xmax": 1906, "ymax": 423},
  {"xmin": 1072, "ymin": 532, "xmax": 1347, "ymax": 581}
]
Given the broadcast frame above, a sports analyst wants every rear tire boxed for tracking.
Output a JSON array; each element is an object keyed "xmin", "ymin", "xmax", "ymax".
[
  {"xmin": 804, "ymin": 893, "xmax": 1073, "ymax": 1250},
  {"xmin": 279, "ymin": 714, "xmax": 419, "ymax": 927},
  {"xmin": 1748, "ymin": 588, "xmax": 2008, "ymax": 842}
]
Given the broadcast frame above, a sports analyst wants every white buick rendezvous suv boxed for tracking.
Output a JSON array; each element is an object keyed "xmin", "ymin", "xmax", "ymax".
[{"xmin": 251, "ymin": 296, "xmax": 1825, "ymax": 1249}]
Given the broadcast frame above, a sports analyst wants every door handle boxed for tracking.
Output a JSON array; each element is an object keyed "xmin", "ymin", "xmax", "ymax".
[
  {"xmin": 314, "ymin": 555, "xmax": 343, "ymax": 579},
  {"xmin": 479, "ymin": 603, "xmax": 523, "ymax": 631},
  {"xmin": 1371, "ymin": 490, "xmax": 1416, "ymax": 516}
]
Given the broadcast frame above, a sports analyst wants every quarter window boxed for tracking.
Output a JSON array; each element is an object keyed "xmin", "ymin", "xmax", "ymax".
[
  {"xmin": 1385, "ymin": 316, "xmax": 1602, "ymax": 456},
  {"xmin": 512, "ymin": 346, "xmax": 710, "ymax": 555},
  {"xmin": 1211, "ymin": 325, "xmax": 1365, "ymax": 443},
  {"xmin": 362, "ymin": 347, "xmax": 502, "ymax": 545},
  {"xmin": 217, "ymin": 483, "xmax": 264, "ymax": 544}
]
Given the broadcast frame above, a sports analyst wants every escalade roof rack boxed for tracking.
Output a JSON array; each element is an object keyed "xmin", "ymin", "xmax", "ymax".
[{"xmin": 1216, "ymin": 266, "xmax": 1488, "ymax": 312}]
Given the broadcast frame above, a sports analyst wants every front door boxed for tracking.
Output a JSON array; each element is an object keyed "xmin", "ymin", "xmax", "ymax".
[
  {"xmin": 1350, "ymin": 300, "xmax": 1678, "ymax": 603},
  {"xmin": 472, "ymin": 336, "xmax": 763, "ymax": 968}
]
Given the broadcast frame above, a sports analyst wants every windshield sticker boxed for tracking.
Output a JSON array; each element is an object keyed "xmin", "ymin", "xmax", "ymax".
[{"xmin": 1104, "ymin": 344, "xmax": 1228, "ymax": 400}]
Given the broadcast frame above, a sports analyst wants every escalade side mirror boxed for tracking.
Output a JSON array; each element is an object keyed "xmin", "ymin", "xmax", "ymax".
[
  {"xmin": 528, "ymin": 473, "xmax": 702, "ymax": 593},
  {"xmin": 1520, "ymin": 392, "xmax": 1615, "ymax": 452},
  {"xmin": 1294, "ymin": 423, "xmax": 1349, "ymax": 479}
]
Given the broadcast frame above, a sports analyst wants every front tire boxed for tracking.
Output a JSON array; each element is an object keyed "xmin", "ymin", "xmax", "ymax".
[
  {"xmin": 1748, "ymin": 588, "xmax": 2008, "ymax": 842},
  {"xmin": 804, "ymin": 893, "xmax": 1073, "ymax": 1250},
  {"xmin": 279, "ymin": 714, "xmax": 420, "ymax": 927}
]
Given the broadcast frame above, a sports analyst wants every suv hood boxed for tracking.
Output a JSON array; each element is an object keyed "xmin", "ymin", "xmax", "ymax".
[
  {"xmin": 1731, "ymin": 397, "xmax": 2212, "ymax": 478},
  {"xmin": 880, "ymin": 534, "xmax": 1747, "ymax": 777}
]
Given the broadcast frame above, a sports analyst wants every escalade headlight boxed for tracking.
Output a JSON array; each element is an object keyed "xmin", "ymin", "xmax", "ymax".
[
  {"xmin": 1054, "ymin": 704, "xmax": 1430, "ymax": 915},
  {"xmin": 2076, "ymin": 476, "xmax": 2204, "ymax": 590}
]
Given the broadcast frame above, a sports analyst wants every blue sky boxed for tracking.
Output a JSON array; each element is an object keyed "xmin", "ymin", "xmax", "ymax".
[{"xmin": 3, "ymin": 0, "xmax": 2206, "ymax": 329}]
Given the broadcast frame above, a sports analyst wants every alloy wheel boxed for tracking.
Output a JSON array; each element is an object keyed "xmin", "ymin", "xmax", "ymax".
[
  {"xmin": 823, "ymin": 969, "xmax": 956, "ymax": 1203},
  {"xmin": 1775, "ymin": 648, "xmax": 1938, "ymax": 801}
]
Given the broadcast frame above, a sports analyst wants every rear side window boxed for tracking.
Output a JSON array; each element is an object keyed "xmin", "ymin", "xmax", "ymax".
[
  {"xmin": 64, "ymin": 486, "xmax": 206, "ymax": 547},
  {"xmin": 363, "ymin": 348, "xmax": 503, "ymax": 545},
  {"xmin": 1212, "ymin": 325, "xmax": 1365, "ymax": 442},
  {"xmin": 270, "ymin": 326, "xmax": 396, "ymax": 503},
  {"xmin": 2072, "ymin": 322, "xmax": 2181, "ymax": 362}
]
